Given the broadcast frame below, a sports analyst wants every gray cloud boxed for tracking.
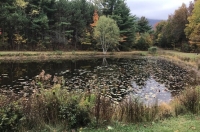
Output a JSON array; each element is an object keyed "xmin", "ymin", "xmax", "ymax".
[{"xmin": 126, "ymin": 0, "xmax": 191, "ymax": 20}]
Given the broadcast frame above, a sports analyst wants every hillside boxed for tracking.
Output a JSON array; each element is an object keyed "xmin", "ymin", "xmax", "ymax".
[{"xmin": 148, "ymin": 19, "xmax": 163, "ymax": 28}]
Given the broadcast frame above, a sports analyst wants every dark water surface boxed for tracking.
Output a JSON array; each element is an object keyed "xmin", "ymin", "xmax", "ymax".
[{"xmin": 0, "ymin": 57, "xmax": 189, "ymax": 104}]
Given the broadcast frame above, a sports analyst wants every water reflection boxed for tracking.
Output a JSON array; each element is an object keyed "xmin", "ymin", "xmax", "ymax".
[
  {"xmin": 0, "ymin": 58, "xmax": 190, "ymax": 104},
  {"xmin": 102, "ymin": 57, "xmax": 108, "ymax": 66},
  {"xmin": 131, "ymin": 77, "xmax": 171, "ymax": 105}
]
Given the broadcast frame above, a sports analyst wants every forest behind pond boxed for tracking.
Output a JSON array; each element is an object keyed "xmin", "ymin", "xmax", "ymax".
[{"xmin": 0, "ymin": 0, "xmax": 199, "ymax": 53}]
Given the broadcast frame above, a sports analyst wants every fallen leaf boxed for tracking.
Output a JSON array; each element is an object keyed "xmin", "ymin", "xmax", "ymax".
[
  {"xmin": 189, "ymin": 126, "xmax": 196, "ymax": 130},
  {"xmin": 107, "ymin": 126, "xmax": 114, "ymax": 130}
]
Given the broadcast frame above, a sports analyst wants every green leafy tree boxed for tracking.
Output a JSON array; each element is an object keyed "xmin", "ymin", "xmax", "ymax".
[
  {"xmin": 185, "ymin": 0, "xmax": 200, "ymax": 43},
  {"xmin": 100, "ymin": 0, "xmax": 137, "ymax": 50},
  {"xmin": 154, "ymin": 20, "xmax": 172, "ymax": 48},
  {"xmin": 163, "ymin": 16, "xmax": 175, "ymax": 48},
  {"xmin": 0, "ymin": 0, "xmax": 29, "ymax": 50},
  {"xmin": 188, "ymin": 1, "xmax": 195, "ymax": 16},
  {"xmin": 154, "ymin": 2, "xmax": 189, "ymax": 49},
  {"xmin": 171, "ymin": 3, "xmax": 188, "ymax": 47},
  {"xmin": 94, "ymin": 16, "xmax": 120, "ymax": 54},
  {"xmin": 135, "ymin": 32, "xmax": 152, "ymax": 50}
]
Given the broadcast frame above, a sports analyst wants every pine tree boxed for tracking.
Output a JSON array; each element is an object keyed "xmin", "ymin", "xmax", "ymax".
[{"xmin": 136, "ymin": 16, "xmax": 152, "ymax": 34}]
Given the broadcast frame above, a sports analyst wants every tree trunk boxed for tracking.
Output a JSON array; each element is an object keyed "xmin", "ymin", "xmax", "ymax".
[
  {"xmin": 75, "ymin": 28, "xmax": 77, "ymax": 50},
  {"xmin": 102, "ymin": 47, "xmax": 107, "ymax": 54}
]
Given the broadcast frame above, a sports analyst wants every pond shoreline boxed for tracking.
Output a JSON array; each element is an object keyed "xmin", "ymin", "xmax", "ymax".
[
  {"xmin": 1, "ymin": 50, "xmax": 200, "ymax": 131},
  {"xmin": 0, "ymin": 51, "xmax": 148, "ymax": 62},
  {"xmin": 1, "ymin": 50, "xmax": 200, "ymax": 79}
]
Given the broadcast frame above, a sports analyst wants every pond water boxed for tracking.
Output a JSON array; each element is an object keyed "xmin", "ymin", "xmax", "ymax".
[{"xmin": 0, "ymin": 57, "xmax": 190, "ymax": 104}]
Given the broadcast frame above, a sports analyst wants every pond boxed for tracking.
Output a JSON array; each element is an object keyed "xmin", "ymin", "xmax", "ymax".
[{"xmin": 0, "ymin": 57, "xmax": 191, "ymax": 105}]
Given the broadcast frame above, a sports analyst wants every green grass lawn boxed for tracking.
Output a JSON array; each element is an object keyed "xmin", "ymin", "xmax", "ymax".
[
  {"xmin": 159, "ymin": 49, "xmax": 200, "ymax": 59},
  {"xmin": 0, "ymin": 50, "xmax": 148, "ymax": 61},
  {"xmin": 0, "ymin": 49, "xmax": 197, "ymax": 59},
  {"xmin": 82, "ymin": 115, "xmax": 200, "ymax": 132}
]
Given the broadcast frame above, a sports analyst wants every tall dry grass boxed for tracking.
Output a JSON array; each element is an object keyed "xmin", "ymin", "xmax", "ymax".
[
  {"xmin": 172, "ymin": 86, "xmax": 200, "ymax": 116},
  {"xmin": 0, "ymin": 84, "xmax": 200, "ymax": 131}
]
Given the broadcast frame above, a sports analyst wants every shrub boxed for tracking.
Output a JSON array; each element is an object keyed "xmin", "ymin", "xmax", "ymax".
[
  {"xmin": 135, "ymin": 37, "xmax": 150, "ymax": 50},
  {"xmin": 148, "ymin": 47, "xmax": 157, "ymax": 54},
  {"xmin": 172, "ymin": 97, "xmax": 187, "ymax": 116},
  {"xmin": 109, "ymin": 51, "xmax": 115, "ymax": 55},
  {"xmin": 198, "ymin": 63, "xmax": 200, "ymax": 70},
  {"xmin": 20, "ymin": 85, "xmax": 92, "ymax": 130},
  {"xmin": 172, "ymin": 87, "xmax": 200, "ymax": 115},
  {"xmin": 174, "ymin": 48, "xmax": 180, "ymax": 52},
  {"xmin": 135, "ymin": 33, "xmax": 152, "ymax": 50},
  {"xmin": 55, "ymin": 50, "xmax": 63, "ymax": 55},
  {"xmin": 59, "ymin": 98, "xmax": 90, "ymax": 129},
  {"xmin": 94, "ymin": 95, "xmax": 113, "ymax": 125},
  {"xmin": 181, "ymin": 43, "xmax": 191, "ymax": 52},
  {"xmin": 0, "ymin": 97, "xmax": 24, "ymax": 132},
  {"xmin": 113, "ymin": 97, "xmax": 159, "ymax": 123},
  {"xmin": 181, "ymin": 57, "xmax": 190, "ymax": 62},
  {"xmin": 158, "ymin": 102, "xmax": 173, "ymax": 119},
  {"xmin": 72, "ymin": 50, "xmax": 76, "ymax": 55}
]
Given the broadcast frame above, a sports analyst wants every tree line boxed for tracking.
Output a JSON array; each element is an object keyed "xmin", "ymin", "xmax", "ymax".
[
  {"xmin": 0, "ymin": 0, "xmax": 152, "ymax": 51},
  {"xmin": 4, "ymin": 0, "xmax": 198, "ymax": 52},
  {"xmin": 154, "ymin": 0, "xmax": 200, "ymax": 52}
]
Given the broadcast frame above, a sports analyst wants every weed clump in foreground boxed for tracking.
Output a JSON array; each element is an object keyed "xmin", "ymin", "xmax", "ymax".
[
  {"xmin": 172, "ymin": 86, "xmax": 200, "ymax": 115},
  {"xmin": 148, "ymin": 47, "xmax": 157, "ymax": 55},
  {"xmin": 20, "ymin": 84, "xmax": 93, "ymax": 130},
  {"xmin": 0, "ymin": 85, "xmax": 200, "ymax": 131},
  {"xmin": 0, "ymin": 95, "xmax": 24, "ymax": 132}
]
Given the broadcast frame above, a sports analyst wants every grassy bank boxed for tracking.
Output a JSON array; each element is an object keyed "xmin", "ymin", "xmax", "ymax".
[
  {"xmin": 0, "ymin": 49, "xmax": 200, "ymax": 70},
  {"xmin": 0, "ymin": 51, "xmax": 148, "ymax": 61},
  {"xmin": 82, "ymin": 115, "xmax": 200, "ymax": 132},
  {"xmin": 158, "ymin": 49, "xmax": 200, "ymax": 70}
]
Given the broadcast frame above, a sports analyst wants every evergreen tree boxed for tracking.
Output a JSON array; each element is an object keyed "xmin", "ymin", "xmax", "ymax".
[
  {"xmin": 112, "ymin": 0, "xmax": 137, "ymax": 50},
  {"xmin": 67, "ymin": 0, "xmax": 94, "ymax": 49},
  {"xmin": 52, "ymin": 0, "xmax": 72, "ymax": 50},
  {"xmin": 101, "ymin": 0, "xmax": 137, "ymax": 50},
  {"xmin": 136, "ymin": 16, "xmax": 152, "ymax": 34}
]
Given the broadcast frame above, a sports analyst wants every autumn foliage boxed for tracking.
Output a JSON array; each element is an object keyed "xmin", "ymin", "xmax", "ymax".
[{"xmin": 90, "ymin": 10, "xmax": 99, "ymax": 27}]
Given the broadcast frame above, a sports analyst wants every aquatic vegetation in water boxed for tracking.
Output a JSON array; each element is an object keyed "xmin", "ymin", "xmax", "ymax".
[{"xmin": 0, "ymin": 58, "xmax": 192, "ymax": 104}]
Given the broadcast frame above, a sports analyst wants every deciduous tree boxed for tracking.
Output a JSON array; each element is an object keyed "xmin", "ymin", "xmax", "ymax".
[
  {"xmin": 94, "ymin": 16, "xmax": 119, "ymax": 54},
  {"xmin": 185, "ymin": 0, "xmax": 200, "ymax": 43},
  {"xmin": 171, "ymin": 3, "xmax": 188, "ymax": 47}
]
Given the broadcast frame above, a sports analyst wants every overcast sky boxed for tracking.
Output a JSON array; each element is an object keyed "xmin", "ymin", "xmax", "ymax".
[{"xmin": 126, "ymin": 0, "xmax": 192, "ymax": 20}]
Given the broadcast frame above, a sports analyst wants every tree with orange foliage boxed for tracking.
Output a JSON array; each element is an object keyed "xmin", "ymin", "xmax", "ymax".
[
  {"xmin": 81, "ymin": 11, "xmax": 99, "ymax": 45},
  {"xmin": 90, "ymin": 10, "xmax": 99, "ymax": 27}
]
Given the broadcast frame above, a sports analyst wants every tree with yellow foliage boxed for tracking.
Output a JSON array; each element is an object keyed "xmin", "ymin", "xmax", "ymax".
[
  {"xmin": 94, "ymin": 16, "xmax": 120, "ymax": 54},
  {"xmin": 14, "ymin": 33, "xmax": 27, "ymax": 50},
  {"xmin": 15, "ymin": 0, "xmax": 28, "ymax": 9},
  {"xmin": 185, "ymin": 0, "xmax": 200, "ymax": 43}
]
